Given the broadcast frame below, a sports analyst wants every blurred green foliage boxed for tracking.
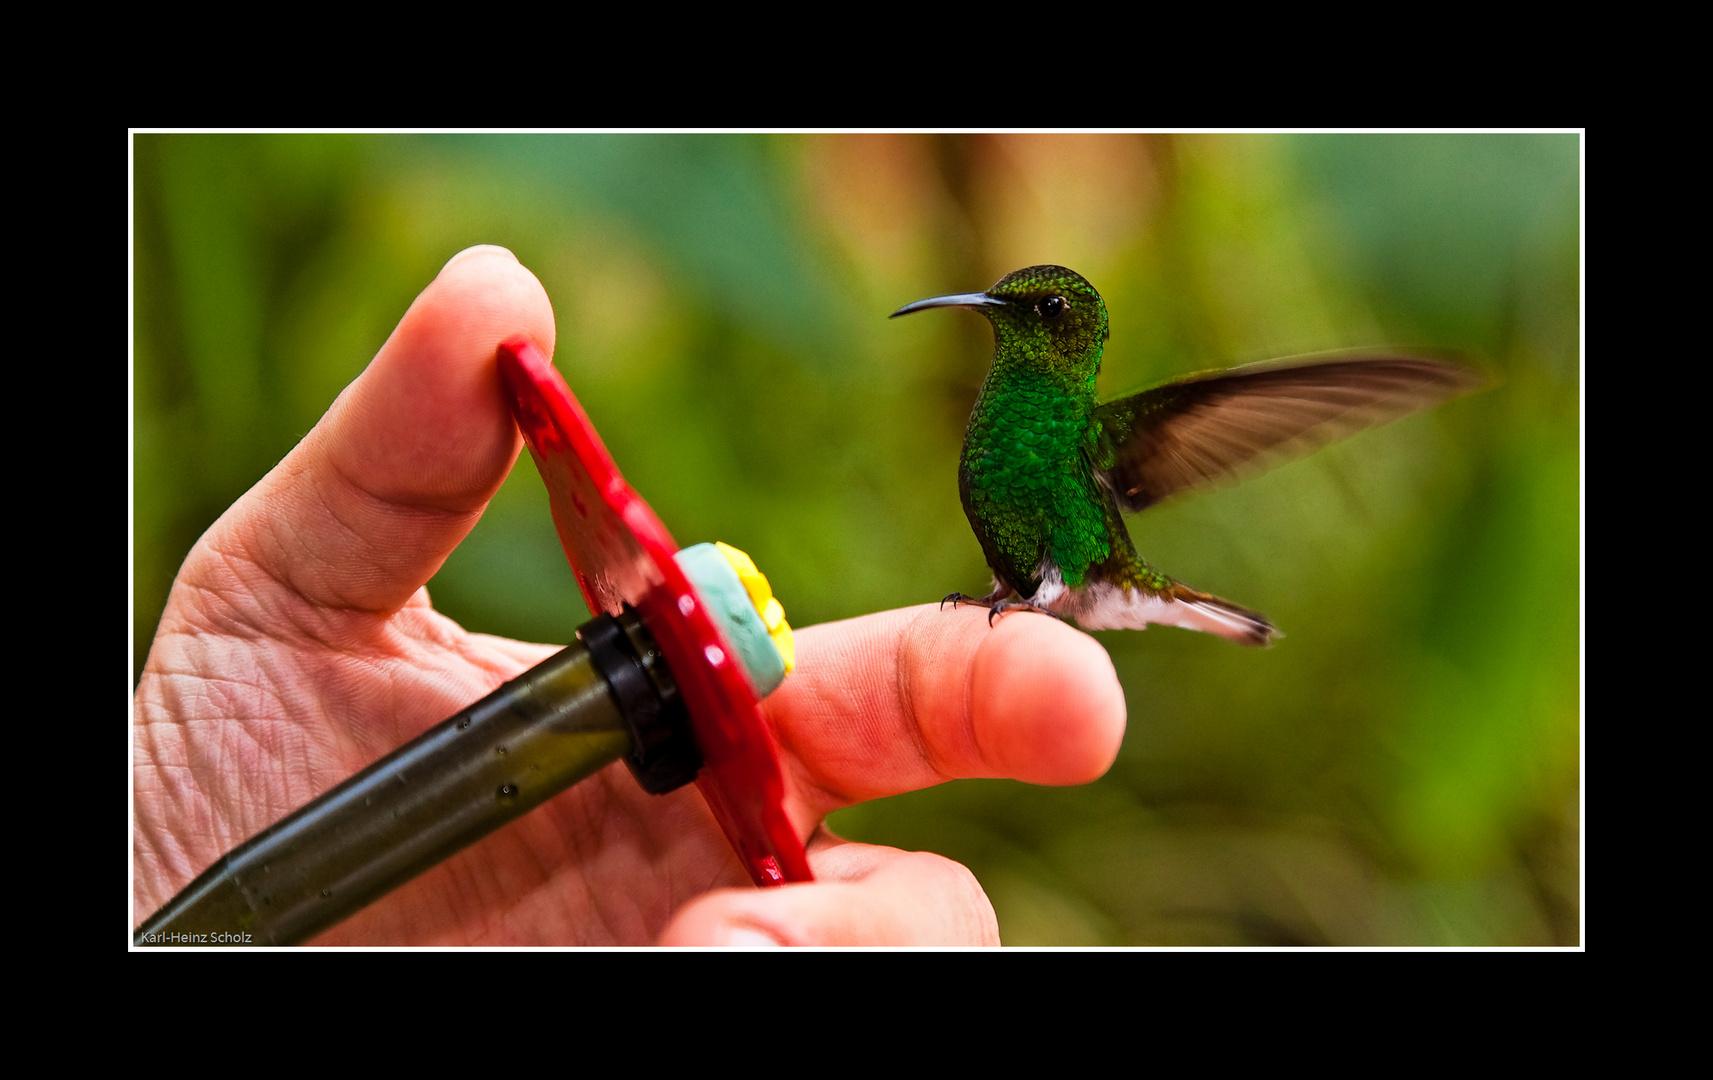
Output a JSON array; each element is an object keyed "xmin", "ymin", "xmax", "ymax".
[{"xmin": 132, "ymin": 133, "xmax": 1581, "ymax": 945}]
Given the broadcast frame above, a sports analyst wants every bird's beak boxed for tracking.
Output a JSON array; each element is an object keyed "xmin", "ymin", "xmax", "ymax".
[{"xmin": 889, "ymin": 292, "xmax": 1006, "ymax": 318}]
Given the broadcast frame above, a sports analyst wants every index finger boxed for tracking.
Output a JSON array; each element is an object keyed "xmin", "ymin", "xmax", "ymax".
[{"xmin": 765, "ymin": 604, "xmax": 1126, "ymax": 819}]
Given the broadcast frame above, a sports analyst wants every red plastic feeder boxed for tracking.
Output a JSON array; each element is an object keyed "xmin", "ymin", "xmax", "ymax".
[{"xmin": 496, "ymin": 335, "xmax": 812, "ymax": 888}]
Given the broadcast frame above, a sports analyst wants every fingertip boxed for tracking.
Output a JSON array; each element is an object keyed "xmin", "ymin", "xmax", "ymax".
[
  {"xmin": 972, "ymin": 616, "xmax": 1126, "ymax": 784},
  {"xmin": 331, "ymin": 246, "xmax": 556, "ymax": 511},
  {"xmin": 429, "ymin": 246, "xmax": 553, "ymax": 348},
  {"xmin": 418, "ymin": 244, "xmax": 555, "ymax": 362},
  {"xmin": 656, "ymin": 850, "xmax": 999, "ymax": 946},
  {"xmin": 656, "ymin": 890, "xmax": 788, "ymax": 947}
]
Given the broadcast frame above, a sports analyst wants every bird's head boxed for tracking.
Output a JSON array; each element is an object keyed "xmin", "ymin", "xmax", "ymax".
[{"xmin": 892, "ymin": 265, "xmax": 1109, "ymax": 382}]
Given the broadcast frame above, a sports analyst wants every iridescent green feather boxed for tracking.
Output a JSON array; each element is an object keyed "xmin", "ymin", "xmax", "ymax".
[{"xmin": 957, "ymin": 267, "xmax": 1114, "ymax": 593}]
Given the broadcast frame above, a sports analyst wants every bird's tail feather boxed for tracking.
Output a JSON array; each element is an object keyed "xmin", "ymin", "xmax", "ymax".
[
  {"xmin": 1165, "ymin": 584, "xmax": 1280, "ymax": 647},
  {"xmin": 1053, "ymin": 580, "xmax": 1280, "ymax": 646}
]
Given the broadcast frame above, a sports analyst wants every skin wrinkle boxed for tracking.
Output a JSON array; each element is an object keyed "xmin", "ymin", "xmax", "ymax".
[
  {"xmin": 305, "ymin": 499, "xmax": 466, "ymax": 614},
  {"xmin": 258, "ymin": 493, "xmax": 389, "ymax": 612},
  {"xmin": 135, "ymin": 704, "xmax": 263, "ymax": 902},
  {"xmin": 892, "ymin": 610, "xmax": 944, "ymax": 787},
  {"xmin": 580, "ymin": 822, "xmax": 636, "ymax": 946},
  {"xmin": 320, "ymin": 320, "xmax": 527, "ymax": 508},
  {"xmin": 370, "ymin": 848, "xmax": 480, "ymax": 944},
  {"xmin": 133, "ymin": 743, "xmax": 196, "ymax": 910},
  {"xmin": 147, "ymin": 625, "xmax": 389, "ymax": 889},
  {"xmin": 351, "ymin": 833, "xmax": 500, "ymax": 946},
  {"xmin": 265, "ymin": 494, "xmax": 348, "ymax": 605},
  {"xmin": 431, "ymin": 616, "xmax": 539, "ymax": 685},
  {"xmin": 764, "ymin": 638, "xmax": 855, "ymax": 813},
  {"xmin": 878, "ymin": 614, "xmax": 935, "ymax": 776},
  {"xmin": 212, "ymin": 675, "xmax": 302, "ymax": 824},
  {"xmin": 548, "ymin": 867, "xmax": 612, "ymax": 945},
  {"xmin": 910, "ymin": 607, "xmax": 989, "ymax": 784},
  {"xmin": 369, "ymin": 606, "xmax": 459, "ymax": 671},
  {"xmin": 167, "ymin": 560, "xmax": 508, "ymax": 799},
  {"xmin": 958, "ymin": 619, "xmax": 989, "ymax": 780},
  {"xmin": 325, "ymin": 376, "xmax": 518, "ymax": 515},
  {"xmin": 379, "ymin": 851, "xmax": 456, "ymax": 945},
  {"xmin": 838, "ymin": 643, "xmax": 898, "ymax": 788},
  {"xmin": 555, "ymin": 792, "xmax": 623, "ymax": 940},
  {"xmin": 159, "ymin": 628, "xmax": 345, "ymax": 775},
  {"xmin": 142, "ymin": 671, "xmax": 234, "ymax": 779},
  {"xmin": 462, "ymin": 630, "xmax": 560, "ymax": 670},
  {"xmin": 323, "ymin": 415, "xmax": 514, "ymax": 522},
  {"xmin": 294, "ymin": 650, "xmax": 393, "ymax": 765},
  {"xmin": 258, "ymin": 642, "xmax": 359, "ymax": 757},
  {"xmin": 662, "ymin": 793, "xmax": 743, "ymax": 898},
  {"xmin": 247, "ymin": 447, "xmax": 482, "ymax": 619},
  {"xmin": 264, "ymin": 499, "xmax": 392, "ymax": 617},
  {"xmin": 559, "ymin": 772, "xmax": 624, "ymax": 883},
  {"xmin": 573, "ymin": 794, "xmax": 668, "ymax": 942},
  {"xmin": 186, "ymin": 538, "xmax": 378, "ymax": 656},
  {"xmin": 508, "ymin": 824, "xmax": 564, "ymax": 941},
  {"xmin": 660, "ymin": 807, "xmax": 737, "ymax": 913},
  {"xmin": 637, "ymin": 788, "xmax": 738, "ymax": 920},
  {"xmin": 825, "ymin": 660, "xmax": 897, "ymax": 806},
  {"xmin": 449, "ymin": 850, "xmax": 502, "ymax": 946},
  {"xmin": 175, "ymin": 550, "xmax": 290, "ymax": 644}
]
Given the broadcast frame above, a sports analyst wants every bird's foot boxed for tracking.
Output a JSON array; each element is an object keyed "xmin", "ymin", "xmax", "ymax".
[
  {"xmin": 940, "ymin": 591, "xmax": 991, "ymax": 611},
  {"xmin": 987, "ymin": 599, "xmax": 1071, "ymax": 627},
  {"xmin": 942, "ymin": 587, "xmax": 1060, "ymax": 626}
]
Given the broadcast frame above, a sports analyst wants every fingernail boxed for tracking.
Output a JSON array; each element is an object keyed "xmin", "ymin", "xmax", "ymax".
[
  {"xmin": 723, "ymin": 926, "xmax": 783, "ymax": 948},
  {"xmin": 441, "ymin": 245, "xmax": 517, "ymax": 273}
]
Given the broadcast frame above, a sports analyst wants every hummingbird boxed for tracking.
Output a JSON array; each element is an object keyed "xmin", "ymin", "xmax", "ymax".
[{"xmin": 892, "ymin": 265, "xmax": 1483, "ymax": 645}]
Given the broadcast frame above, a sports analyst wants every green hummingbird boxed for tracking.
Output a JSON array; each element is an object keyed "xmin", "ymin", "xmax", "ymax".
[{"xmin": 892, "ymin": 265, "xmax": 1482, "ymax": 645}]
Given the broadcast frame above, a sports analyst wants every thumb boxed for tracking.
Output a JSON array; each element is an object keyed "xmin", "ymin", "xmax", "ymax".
[{"xmin": 221, "ymin": 245, "xmax": 556, "ymax": 615}]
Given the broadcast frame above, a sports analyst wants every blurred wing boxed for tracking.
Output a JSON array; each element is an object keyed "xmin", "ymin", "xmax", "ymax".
[{"xmin": 1094, "ymin": 355, "xmax": 1485, "ymax": 513}]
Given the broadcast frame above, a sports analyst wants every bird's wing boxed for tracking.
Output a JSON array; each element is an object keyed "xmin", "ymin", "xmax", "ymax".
[{"xmin": 1092, "ymin": 355, "xmax": 1485, "ymax": 513}]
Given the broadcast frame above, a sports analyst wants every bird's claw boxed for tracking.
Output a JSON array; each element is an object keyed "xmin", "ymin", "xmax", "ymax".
[
  {"xmin": 942, "ymin": 590, "xmax": 1065, "ymax": 625},
  {"xmin": 987, "ymin": 599, "xmax": 1069, "ymax": 626}
]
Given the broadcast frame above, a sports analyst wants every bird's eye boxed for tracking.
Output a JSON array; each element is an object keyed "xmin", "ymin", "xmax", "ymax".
[{"xmin": 1036, "ymin": 295, "xmax": 1067, "ymax": 320}]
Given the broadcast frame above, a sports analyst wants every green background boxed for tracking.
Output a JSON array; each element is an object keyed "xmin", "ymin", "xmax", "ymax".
[{"xmin": 132, "ymin": 133, "xmax": 1581, "ymax": 945}]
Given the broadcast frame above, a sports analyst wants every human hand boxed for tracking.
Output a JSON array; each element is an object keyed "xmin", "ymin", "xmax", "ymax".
[{"xmin": 132, "ymin": 246, "xmax": 1127, "ymax": 946}]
